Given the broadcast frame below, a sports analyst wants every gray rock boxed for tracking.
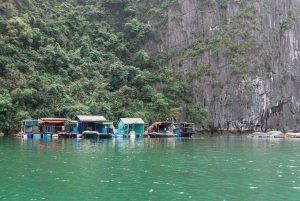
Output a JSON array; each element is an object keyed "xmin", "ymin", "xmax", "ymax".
[{"xmin": 145, "ymin": 0, "xmax": 300, "ymax": 132}]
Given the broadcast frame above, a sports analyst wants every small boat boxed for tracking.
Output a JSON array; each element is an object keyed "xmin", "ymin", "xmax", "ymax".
[
  {"xmin": 82, "ymin": 131, "xmax": 113, "ymax": 139},
  {"xmin": 249, "ymin": 131, "xmax": 283, "ymax": 138},
  {"xmin": 284, "ymin": 133, "xmax": 300, "ymax": 138},
  {"xmin": 266, "ymin": 131, "xmax": 283, "ymax": 138},
  {"xmin": 249, "ymin": 132, "xmax": 268, "ymax": 138},
  {"xmin": 147, "ymin": 121, "xmax": 195, "ymax": 138},
  {"xmin": 173, "ymin": 122, "xmax": 195, "ymax": 137},
  {"xmin": 99, "ymin": 133, "xmax": 113, "ymax": 138},
  {"xmin": 82, "ymin": 131, "xmax": 99, "ymax": 138}
]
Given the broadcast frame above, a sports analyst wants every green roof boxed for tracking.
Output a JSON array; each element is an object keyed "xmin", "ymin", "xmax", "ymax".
[{"xmin": 120, "ymin": 118, "xmax": 145, "ymax": 124}]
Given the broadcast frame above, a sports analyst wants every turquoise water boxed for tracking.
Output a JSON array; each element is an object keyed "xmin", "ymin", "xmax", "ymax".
[{"xmin": 1, "ymin": 135, "xmax": 300, "ymax": 201}]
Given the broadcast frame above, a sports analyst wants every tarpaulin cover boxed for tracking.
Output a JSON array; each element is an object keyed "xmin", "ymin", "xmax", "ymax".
[{"xmin": 39, "ymin": 120, "xmax": 65, "ymax": 124}]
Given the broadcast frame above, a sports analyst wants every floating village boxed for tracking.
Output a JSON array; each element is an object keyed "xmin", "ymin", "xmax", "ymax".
[
  {"xmin": 18, "ymin": 115, "xmax": 196, "ymax": 139},
  {"xmin": 16, "ymin": 115, "xmax": 300, "ymax": 139}
]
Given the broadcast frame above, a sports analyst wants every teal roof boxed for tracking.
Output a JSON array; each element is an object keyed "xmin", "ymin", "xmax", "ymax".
[{"xmin": 120, "ymin": 118, "xmax": 145, "ymax": 124}]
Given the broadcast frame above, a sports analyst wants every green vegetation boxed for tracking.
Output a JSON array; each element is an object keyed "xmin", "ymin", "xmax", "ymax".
[
  {"xmin": 225, "ymin": 98, "xmax": 232, "ymax": 106},
  {"xmin": 2, "ymin": 0, "xmax": 295, "ymax": 134},
  {"xmin": 187, "ymin": 104, "xmax": 208, "ymax": 125},
  {"xmin": 0, "ymin": 0, "xmax": 195, "ymax": 133},
  {"xmin": 281, "ymin": 11, "xmax": 300, "ymax": 34},
  {"xmin": 191, "ymin": 3, "xmax": 259, "ymax": 79}
]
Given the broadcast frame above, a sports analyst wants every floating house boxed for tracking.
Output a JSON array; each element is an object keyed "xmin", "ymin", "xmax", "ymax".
[
  {"xmin": 117, "ymin": 118, "xmax": 146, "ymax": 136},
  {"xmin": 39, "ymin": 118, "xmax": 68, "ymax": 133},
  {"xmin": 21, "ymin": 118, "xmax": 70, "ymax": 138},
  {"xmin": 21, "ymin": 119, "xmax": 39, "ymax": 135},
  {"xmin": 75, "ymin": 115, "xmax": 114, "ymax": 138}
]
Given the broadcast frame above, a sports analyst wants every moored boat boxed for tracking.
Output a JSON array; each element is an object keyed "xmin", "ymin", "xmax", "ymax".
[
  {"xmin": 82, "ymin": 131, "xmax": 113, "ymax": 139},
  {"xmin": 82, "ymin": 131, "xmax": 100, "ymax": 138},
  {"xmin": 99, "ymin": 133, "xmax": 114, "ymax": 138},
  {"xmin": 173, "ymin": 122, "xmax": 195, "ymax": 137},
  {"xmin": 249, "ymin": 131, "xmax": 283, "ymax": 138},
  {"xmin": 147, "ymin": 121, "xmax": 195, "ymax": 138},
  {"xmin": 249, "ymin": 132, "xmax": 268, "ymax": 138},
  {"xmin": 284, "ymin": 132, "xmax": 300, "ymax": 138},
  {"xmin": 266, "ymin": 131, "xmax": 284, "ymax": 138}
]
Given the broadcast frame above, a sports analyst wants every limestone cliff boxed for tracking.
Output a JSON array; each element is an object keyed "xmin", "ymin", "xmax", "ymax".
[{"xmin": 146, "ymin": 0, "xmax": 300, "ymax": 133}]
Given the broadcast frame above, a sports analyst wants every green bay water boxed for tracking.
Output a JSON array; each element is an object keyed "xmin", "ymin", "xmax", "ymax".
[{"xmin": 1, "ymin": 136, "xmax": 300, "ymax": 201}]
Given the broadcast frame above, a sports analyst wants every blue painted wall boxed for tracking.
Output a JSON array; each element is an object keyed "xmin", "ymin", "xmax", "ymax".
[{"xmin": 75, "ymin": 117, "xmax": 107, "ymax": 134}]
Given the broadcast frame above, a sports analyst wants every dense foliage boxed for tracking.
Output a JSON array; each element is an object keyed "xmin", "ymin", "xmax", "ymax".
[{"xmin": 0, "ymin": 0, "xmax": 206, "ymax": 133}]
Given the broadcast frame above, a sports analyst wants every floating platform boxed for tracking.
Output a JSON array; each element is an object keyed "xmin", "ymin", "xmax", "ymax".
[
  {"xmin": 21, "ymin": 133, "xmax": 81, "ymax": 139},
  {"xmin": 21, "ymin": 132, "xmax": 146, "ymax": 139}
]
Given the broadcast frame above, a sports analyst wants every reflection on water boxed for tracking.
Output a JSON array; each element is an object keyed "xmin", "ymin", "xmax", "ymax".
[
  {"xmin": 18, "ymin": 137, "xmax": 194, "ymax": 154},
  {"xmin": 1, "ymin": 135, "xmax": 300, "ymax": 200}
]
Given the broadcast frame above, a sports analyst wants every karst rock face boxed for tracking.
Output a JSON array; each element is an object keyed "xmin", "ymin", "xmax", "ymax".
[{"xmin": 146, "ymin": 0, "xmax": 300, "ymax": 133}]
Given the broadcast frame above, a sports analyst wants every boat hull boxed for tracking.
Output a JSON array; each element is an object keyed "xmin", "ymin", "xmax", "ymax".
[
  {"xmin": 178, "ymin": 132, "xmax": 194, "ymax": 137},
  {"xmin": 148, "ymin": 132, "xmax": 194, "ymax": 138},
  {"xmin": 148, "ymin": 133, "xmax": 178, "ymax": 138},
  {"xmin": 99, "ymin": 134, "xmax": 113, "ymax": 138},
  {"xmin": 82, "ymin": 134, "xmax": 98, "ymax": 139}
]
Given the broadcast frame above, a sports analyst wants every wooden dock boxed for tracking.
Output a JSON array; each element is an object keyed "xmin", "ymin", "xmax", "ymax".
[{"xmin": 20, "ymin": 133, "xmax": 146, "ymax": 139}]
